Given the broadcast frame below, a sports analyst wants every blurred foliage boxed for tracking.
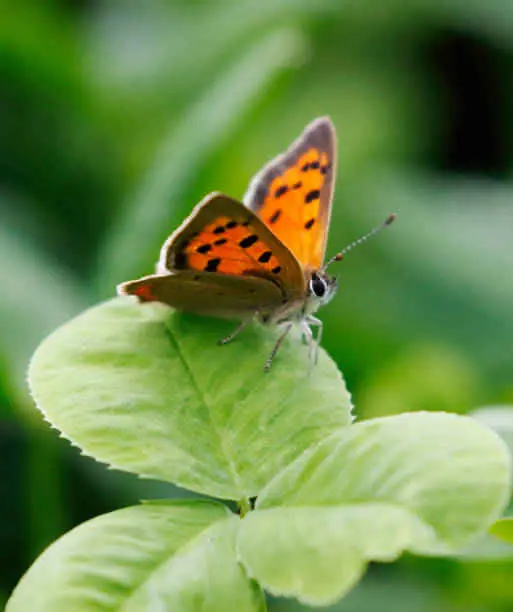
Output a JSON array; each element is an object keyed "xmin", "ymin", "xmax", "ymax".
[{"xmin": 1, "ymin": 0, "xmax": 512, "ymax": 609}]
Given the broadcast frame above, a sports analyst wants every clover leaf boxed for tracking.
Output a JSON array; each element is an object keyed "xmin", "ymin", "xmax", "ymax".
[{"xmin": 8, "ymin": 298, "xmax": 511, "ymax": 611}]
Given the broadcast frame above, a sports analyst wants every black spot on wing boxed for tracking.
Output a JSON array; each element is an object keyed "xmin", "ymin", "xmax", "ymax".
[
  {"xmin": 305, "ymin": 218, "xmax": 315, "ymax": 230},
  {"xmin": 272, "ymin": 266, "xmax": 281, "ymax": 274},
  {"xmin": 197, "ymin": 244, "xmax": 212, "ymax": 254},
  {"xmin": 239, "ymin": 234, "xmax": 258, "ymax": 248},
  {"xmin": 269, "ymin": 209, "xmax": 282, "ymax": 224},
  {"xmin": 258, "ymin": 251, "xmax": 272, "ymax": 263},
  {"xmin": 214, "ymin": 238, "xmax": 227, "ymax": 246},
  {"xmin": 226, "ymin": 220, "xmax": 238, "ymax": 229},
  {"xmin": 205, "ymin": 258, "xmax": 221, "ymax": 272},
  {"xmin": 305, "ymin": 189, "xmax": 320, "ymax": 204},
  {"xmin": 274, "ymin": 185, "xmax": 289, "ymax": 198},
  {"xmin": 213, "ymin": 225, "xmax": 225, "ymax": 234}
]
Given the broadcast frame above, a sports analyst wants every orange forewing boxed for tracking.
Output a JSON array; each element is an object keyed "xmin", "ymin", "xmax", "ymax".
[
  {"xmin": 159, "ymin": 193, "xmax": 305, "ymax": 299},
  {"xmin": 244, "ymin": 117, "xmax": 336, "ymax": 270},
  {"xmin": 179, "ymin": 215, "xmax": 282, "ymax": 276}
]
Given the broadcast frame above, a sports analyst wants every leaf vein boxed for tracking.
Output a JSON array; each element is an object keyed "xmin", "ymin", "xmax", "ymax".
[{"xmin": 162, "ymin": 320, "xmax": 242, "ymax": 492}]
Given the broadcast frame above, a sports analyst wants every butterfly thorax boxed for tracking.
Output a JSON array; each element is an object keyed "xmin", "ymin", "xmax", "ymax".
[{"xmin": 260, "ymin": 270, "xmax": 337, "ymax": 326}]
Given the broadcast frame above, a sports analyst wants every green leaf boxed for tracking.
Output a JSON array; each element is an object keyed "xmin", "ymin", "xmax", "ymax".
[
  {"xmin": 457, "ymin": 530, "xmax": 513, "ymax": 560},
  {"xmin": 28, "ymin": 297, "xmax": 352, "ymax": 499},
  {"xmin": 455, "ymin": 407, "xmax": 513, "ymax": 559},
  {"xmin": 490, "ymin": 518, "xmax": 513, "ymax": 544},
  {"xmin": 269, "ymin": 573, "xmax": 446, "ymax": 612},
  {"xmin": 472, "ymin": 406, "xmax": 513, "ymax": 473},
  {"xmin": 238, "ymin": 412, "xmax": 511, "ymax": 606},
  {"xmin": 7, "ymin": 500, "xmax": 265, "ymax": 612}
]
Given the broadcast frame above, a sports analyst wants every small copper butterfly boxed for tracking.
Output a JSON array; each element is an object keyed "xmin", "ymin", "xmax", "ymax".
[{"xmin": 118, "ymin": 117, "xmax": 395, "ymax": 371}]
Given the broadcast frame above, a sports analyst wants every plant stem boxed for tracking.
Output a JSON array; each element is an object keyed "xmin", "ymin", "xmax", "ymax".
[{"xmin": 237, "ymin": 497, "xmax": 251, "ymax": 518}]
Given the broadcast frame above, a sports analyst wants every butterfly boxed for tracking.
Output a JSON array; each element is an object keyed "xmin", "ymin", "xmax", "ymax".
[{"xmin": 118, "ymin": 117, "xmax": 395, "ymax": 371}]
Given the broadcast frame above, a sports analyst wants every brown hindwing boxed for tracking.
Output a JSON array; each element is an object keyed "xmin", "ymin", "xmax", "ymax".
[{"xmin": 117, "ymin": 271, "xmax": 283, "ymax": 319}]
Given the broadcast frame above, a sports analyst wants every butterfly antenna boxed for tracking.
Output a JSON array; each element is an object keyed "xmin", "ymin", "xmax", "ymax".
[{"xmin": 323, "ymin": 213, "xmax": 397, "ymax": 271}]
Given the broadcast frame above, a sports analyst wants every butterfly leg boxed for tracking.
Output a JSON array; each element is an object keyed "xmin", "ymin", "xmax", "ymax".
[
  {"xmin": 300, "ymin": 321, "xmax": 315, "ymax": 374},
  {"xmin": 264, "ymin": 322, "xmax": 293, "ymax": 373},
  {"xmin": 305, "ymin": 315, "xmax": 323, "ymax": 365},
  {"xmin": 218, "ymin": 316, "xmax": 255, "ymax": 346}
]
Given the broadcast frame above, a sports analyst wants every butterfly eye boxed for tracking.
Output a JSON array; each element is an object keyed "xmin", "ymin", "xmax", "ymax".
[{"xmin": 309, "ymin": 275, "xmax": 328, "ymax": 298}]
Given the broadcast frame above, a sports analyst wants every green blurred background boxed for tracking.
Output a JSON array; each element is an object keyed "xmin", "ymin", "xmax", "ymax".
[{"xmin": 1, "ymin": 0, "xmax": 512, "ymax": 609}]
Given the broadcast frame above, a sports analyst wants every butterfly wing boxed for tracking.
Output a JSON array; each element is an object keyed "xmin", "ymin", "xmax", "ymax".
[
  {"xmin": 158, "ymin": 192, "xmax": 305, "ymax": 299},
  {"xmin": 118, "ymin": 271, "xmax": 283, "ymax": 319},
  {"xmin": 244, "ymin": 116, "xmax": 336, "ymax": 271},
  {"xmin": 118, "ymin": 192, "xmax": 305, "ymax": 317}
]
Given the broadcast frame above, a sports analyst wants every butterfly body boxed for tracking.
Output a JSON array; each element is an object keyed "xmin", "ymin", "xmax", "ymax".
[{"xmin": 118, "ymin": 117, "xmax": 338, "ymax": 370}]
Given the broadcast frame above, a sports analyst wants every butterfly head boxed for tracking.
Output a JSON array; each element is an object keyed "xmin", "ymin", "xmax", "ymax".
[{"xmin": 306, "ymin": 270, "xmax": 338, "ymax": 312}]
